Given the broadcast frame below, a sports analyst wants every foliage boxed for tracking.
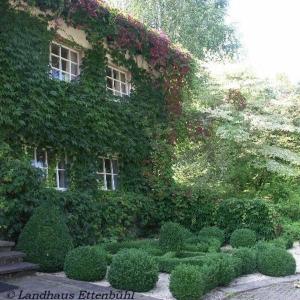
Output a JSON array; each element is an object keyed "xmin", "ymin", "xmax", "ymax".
[
  {"xmin": 64, "ymin": 246, "xmax": 107, "ymax": 281},
  {"xmin": 170, "ymin": 264, "xmax": 205, "ymax": 300},
  {"xmin": 282, "ymin": 222, "xmax": 300, "ymax": 241},
  {"xmin": 232, "ymin": 248, "xmax": 257, "ymax": 275},
  {"xmin": 199, "ymin": 226, "xmax": 225, "ymax": 244},
  {"xmin": 185, "ymin": 236, "xmax": 221, "ymax": 253},
  {"xmin": 213, "ymin": 254, "xmax": 236, "ymax": 286},
  {"xmin": 108, "ymin": 249, "xmax": 159, "ymax": 292},
  {"xmin": 0, "ymin": 142, "xmax": 42, "ymax": 240},
  {"xmin": 200, "ymin": 262, "xmax": 220, "ymax": 293},
  {"xmin": 217, "ymin": 198, "xmax": 279, "ymax": 239},
  {"xmin": 17, "ymin": 202, "xmax": 73, "ymax": 272},
  {"xmin": 159, "ymin": 222, "xmax": 185, "ymax": 252},
  {"xmin": 107, "ymin": 0, "xmax": 239, "ymax": 60},
  {"xmin": 257, "ymin": 245, "xmax": 296, "ymax": 277},
  {"xmin": 230, "ymin": 229, "xmax": 256, "ymax": 248}
]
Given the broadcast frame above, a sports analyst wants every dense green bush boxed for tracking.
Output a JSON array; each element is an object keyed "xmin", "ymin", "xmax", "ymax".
[
  {"xmin": 257, "ymin": 246, "xmax": 296, "ymax": 276},
  {"xmin": 199, "ymin": 226, "xmax": 225, "ymax": 244},
  {"xmin": 282, "ymin": 222, "xmax": 300, "ymax": 241},
  {"xmin": 230, "ymin": 229, "xmax": 256, "ymax": 248},
  {"xmin": 159, "ymin": 222, "xmax": 185, "ymax": 252},
  {"xmin": 17, "ymin": 202, "xmax": 73, "ymax": 272},
  {"xmin": 269, "ymin": 236, "xmax": 293, "ymax": 250},
  {"xmin": 108, "ymin": 249, "xmax": 159, "ymax": 292},
  {"xmin": 217, "ymin": 198, "xmax": 279, "ymax": 239},
  {"xmin": 199, "ymin": 261, "xmax": 220, "ymax": 293},
  {"xmin": 215, "ymin": 254, "xmax": 237, "ymax": 286},
  {"xmin": 64, "ymin": 246, "xmax": 107, "ymax": 281},
  {"xmin": 185, "ymin": 235, "xmax": 221, "ymax": 252},
  {"xmin": 233, "ymin": 248, "xmax": 256, "ymax": 275},
  {"xmin": 170, "ymin": 265, "xmax": 205, "ymax": 300}
]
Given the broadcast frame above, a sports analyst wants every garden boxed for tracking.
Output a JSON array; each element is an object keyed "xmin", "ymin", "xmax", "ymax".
[{"xmin": 15, "ymin": 197, "xmax": 300, "ymax": 300}]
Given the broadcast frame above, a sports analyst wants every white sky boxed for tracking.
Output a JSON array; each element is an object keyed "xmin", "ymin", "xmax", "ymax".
[{"xmin": 228, "ymin": 0, "xmax": 300, "ymax": 82}]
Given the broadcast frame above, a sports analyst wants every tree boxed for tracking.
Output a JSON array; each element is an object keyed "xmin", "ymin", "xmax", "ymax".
[{"xmin": 106, "ymin": 0, "xmax": 239, "ymax": 59}]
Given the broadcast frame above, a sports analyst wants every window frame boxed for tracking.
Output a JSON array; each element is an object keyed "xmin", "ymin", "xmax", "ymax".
[
  {"xmin": 50, "ymin": 42, "xmax": 80, "ymax": 82},
  {"xmin": 96, "ymin": 157, "xmax": 119, "ymax": 191},
  {"xmin": 106, "ymin": 65, "xmax": 131, "ymax": 97},
  {"xmin": 32, "ymin": 148, "xmax": 68, "ymax": 191}
]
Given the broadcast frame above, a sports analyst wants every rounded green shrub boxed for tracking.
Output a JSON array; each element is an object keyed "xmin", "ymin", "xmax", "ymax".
[
  {"xmin": 233, "ymin": 248, "xmax": 256, "ymax": 275},
  {"xmin": 170, "ymin": 264, "xmax": 205, "ymax": 300},
  {"xmin": 17, "ymin": 202, "xmax": 73, "ymax": 272},
  {"xmin": 257, "ymin": 246, "xmax": 296, "ymax": 276},
  {"xmin": 108, "ymin": 249, "xmax": 158, "ymax": 292},
  {"xmin": 199, "ymin": 226, "xmax": 225, "ymax": 244},
  {"xmin": 159, "ymin": 222, "xmax": 185, "ymax": 252},
  {"xmin": 200, "ymin": 261, "xmax": 220, "ymax": 293},
  {"xmin": 230, "ymin": 229, "xmax": 256, "ymax": 248},
  {"xmin": 64, "ymin": 246, "xmax": 107, "ymax": 281}
]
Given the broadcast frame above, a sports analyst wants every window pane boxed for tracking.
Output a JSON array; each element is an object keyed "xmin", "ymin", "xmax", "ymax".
[
  {"xmin": 112, "ymin": 160, "xmax": 118, "ymax": 174},
  {"xmin": 106, "ymin": 174, "xmax": 112, "ymax": 190},
  {"xmin": 51, "ymin": 68, "xmax": 60, "ymax": 79},
  {"xmin": 58, "ymin": 170, "xmax": 67, "ymax": 189},
  {"xmin": 61, "ymin": 72, "xmax": 70, "ymax": 81},
  {"xmin": 106, "ymin": 67, "xmax": 112, "ymax": 77},
  {"xmin": 113, "ymin": 175, "xmax": 118, "ymax": 190},
  {"xmin": 120, "ymin": 73, "xmax": 126, "ymax": 83},
  {"xmin": 107, "ymin": 78, "xmax": 113, "ymax": 89},
  {"xmin": 70, "ymin": 51, "xmax": 78, "ymax": 63},
  {"xmin": 61, "ymin": 59, "xmax": 69, "ymax": 72},
  {"xmin": 58, "ymin": 159, "xmax": 65, "ymax": 169},
  {"xmin": 121, "ymin": 83, "xmax": 127, "ymax": 94},
  {"xmin": 36, "ymin": 149, "xmax": 47, "ymax": 168},
  {"xmin": 114, "ymin": 81, "xmax": 121, "ymax": 91},
  {"xmin": 51, "ymin": 55, "xmax": 59, "ymax": 69},
  {"xmin": 61, "ymin": 47, "xmax": 69, "ymax": 59},
  {"xmin": 105, "ymin": 159, "xmax": 111, "ymax": 173},
  {"xmin": 114, "ymin": 91, "xmax": 121, "ymax": 97},
  {"xmin": 51, "ymin": 43, "xmax": 60, "ymax": 56},
  {"xmin": 113, "ymin": 69, "xmax": 119, "ymax": 80},
  {"xmin": 71, "ymin": 63, "xmax": 78, "ymax": 75},
  {"xmin": 71, "ymin": 75, "xmax": 76, "ymax": 81}
]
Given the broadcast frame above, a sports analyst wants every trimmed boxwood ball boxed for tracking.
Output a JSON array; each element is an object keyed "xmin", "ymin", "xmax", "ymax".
[
  {"xmin": 233, "ymin": 247, "xmax": 256, "ymax": 275},
  {"xmin": 64, "ymin": 246, "xmax": 107, "ymax": 281},
  {"xmin": 199, "ymin": 226, "xmax": 225, "ymax": 244},
  {"xmin": 257, "ymin": 246, "xmax": 296, "ymax": 277},
  {"xmin": 17, "ymin": 202, "xmax": 73, "ymax": 272},
  {"xmin": 230, "ymin": 229, "xmax": 256, "ymax": 248},
  {"xmin": 108, "ymin": 249, "xmax": 159, "ymax": 292},
  {"xmin": 170, "ymin": 264, "xmax": 205, "ymax": 300},
  {"xmin": 159, "ymin": 222, "xmax": 185, "ymax": 252}
]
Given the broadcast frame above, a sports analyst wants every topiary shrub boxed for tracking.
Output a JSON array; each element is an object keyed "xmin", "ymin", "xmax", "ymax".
[
  {"xmin": 170, "ymin": 264, "xmax": 205, "ymax": 300},
  {"xmin": 159, "ymin": 222, "xmax": 185, "ymax": 252},
  {"xmin": 108, "ymin": 249, "xmax": 158, "ymax": 292},
  {"xmin": 230, "ymin": 229, "xmax": 256, "ymax": 248},
  {"xmin": 185, "ymin": 235, "xmax": 221, "ymax": 253},
  {"xmin": 199, "ymin": 226, "xmax": 225, "ymax": 245},
  {"xmin": 257, "ymin": 246, "xmax": 296, "ymax": 276},
  {"xmin": 17, "ymin": 202, "xmax": 73, "ymax": 272},
  {"xmin": 200, "ymin": 261, "xmax": 220, "ymax": 293},
  {"xmin": 233, "ymin": 247, "xmax": 256, "ymax": 275},
  {"xmin": 64, "ymin": 246, "xmax": 107, "ymax": 281}
]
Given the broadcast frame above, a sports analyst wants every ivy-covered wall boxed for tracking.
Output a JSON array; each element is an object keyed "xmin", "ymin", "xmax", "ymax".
[{"xmin": 0, "ymin": 0, "xmax": 195, "ymax": 244}]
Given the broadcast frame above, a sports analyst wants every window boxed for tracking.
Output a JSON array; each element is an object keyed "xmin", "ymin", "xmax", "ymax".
[
  {"xmin": 50, "ymin": 42, "xmax": 79, "ymax": 82},
  {"xmin": 106, "ymin": 66, "xmax": 130, "ymax": 96},
  {"xmin": 32, "ymin": 148, "xmax": 68, "ymax": 191},
  {"xmin": 97, "ymin": 158, "xmax": 119, "ymax": 190}
]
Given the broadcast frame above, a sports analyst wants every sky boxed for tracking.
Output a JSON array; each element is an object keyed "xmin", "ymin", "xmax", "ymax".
[{"xmin": 227, "ymin": 0, "xmax": 300, "ymax": 82}]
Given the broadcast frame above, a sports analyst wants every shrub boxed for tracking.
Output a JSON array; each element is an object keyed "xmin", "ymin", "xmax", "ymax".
[
  {"xmin": 64, "ymin": 246, "xmax": 107, "ymax": 281},
  {"xmin": 170, "ymin": 264, "xmax": 205, "ymax": 300},
  {"xmin": 199, "ymin": 261, "xmax": 220, "ymax": 293},
  {"xmin": 199, "ymin": 226, "xmax": 225, "ymax": 244},
  {"xmin": 159, "ymin": 222, "xmax": 185, "ymax": 252},
  {"xmin": 269, "ymin": 236, "xmax": 294, "ymax": 250},
  {"xmin": 200, "ymin": 253, "xmax": 236, "ymax": 286},
  {"xmin": 108, "ymin": 249, "xmax": 158, "ymax": 292},
  {"xmin": 185, "ymin": 236, "xmax": 221, "ymax": 252},
  {"xmin": 217, "ymin": 198, "xmax": 279, "ymax": 239},
  {"xmin": 233, "ymin": 248, "xmax": 256, "ymax": 275},
  {"xmin": 257, "ymin": 246, "xmax": 296, "ymax": 276},
  {"xmin": 282, "ymin": 222, "xmax": 300, "ymax": 241},
  {"xmin": 17, "ymin": 202, "xmax": 73, "ymax": 272},
  {"xmin": 230, "ymin": 229, "xmax": 256, "ymax": 248}
]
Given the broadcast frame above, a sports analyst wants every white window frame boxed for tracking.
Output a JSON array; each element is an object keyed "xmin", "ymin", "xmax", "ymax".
[
  {"xmin": 106, "ymin": 65, "xmax": 130, "ymax": 97},
  {"xmin": 32, "ymin": 148, "xmax": 68, "ymax": 191},
  {"xmin": 96, "ymin": 157, "xmax": 118, "ymax": 191},
  {"xmin": 50, "ymin": 42, "xmax": 80, "ymax": 82}
]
